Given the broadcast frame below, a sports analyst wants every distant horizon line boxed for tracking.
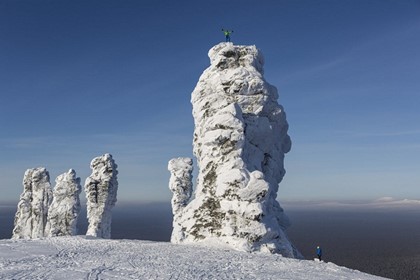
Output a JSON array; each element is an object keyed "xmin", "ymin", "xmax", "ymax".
[{"xmin": 2, "ymin": 197, "xmax": 420, "ymax": 210}]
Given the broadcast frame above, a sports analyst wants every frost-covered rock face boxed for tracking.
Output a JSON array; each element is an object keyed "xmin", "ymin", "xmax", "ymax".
[
  {"xmin": 12, "ymin": 167, "xmax": 53, "ymax": 239},
  {"xmin": 171, "ymin": 43, "xmax": 300, "ymax": 258},
  {"xmin": 48, "ymin": 169, "xmax": 81, "ymax": 237},
  {"xmin": 168, "ymin": 157, "xmax": 193, "ymax": 242},
  {"xmin": 85, "ymin": 154, "xmax": 118, "ymax": 239}
]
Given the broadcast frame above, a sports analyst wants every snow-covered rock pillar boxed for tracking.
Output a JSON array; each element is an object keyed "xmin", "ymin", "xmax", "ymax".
[
  {"xmin": 12, "ymin": 167, "xmax": 53, "ymax": 239},
  {"xmin": 85, "ymin": 154, "xmax": 118, "ymax": 238},
  {"xmin": 48, "ymin": 169, "xmax": 81, "ymax": 237},
  {"xmin": 168, "ymin": 157, "xmax": 193, "ymax": 242},
  {"xmin": 171, "ymin": 42, "xmax": 301, "ymax": 258}
]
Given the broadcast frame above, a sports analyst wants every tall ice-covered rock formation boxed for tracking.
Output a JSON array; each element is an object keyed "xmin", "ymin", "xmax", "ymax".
[
  {"xmin": 169, "ymin": 43, "xmax": 300, "ymax": 258},
  {"xmin": 85, "ymin": 154, "xmax": 119, "ymax": 238},
  {"xmin": 48, "ymin": 169, "xmax": 82, "ymax": 237},
  {"xmin": 168, "ymin": 157, "xmax": 194, "ymax": 242},
  {"xmin": 12, "ymin": 167, "xmax": 53, "ymax": 239}
]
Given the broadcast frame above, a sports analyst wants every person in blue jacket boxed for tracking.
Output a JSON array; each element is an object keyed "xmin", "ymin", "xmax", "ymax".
[{"xmin": 316, "ymin": 246, "xmax": 322, "ymax": 261}]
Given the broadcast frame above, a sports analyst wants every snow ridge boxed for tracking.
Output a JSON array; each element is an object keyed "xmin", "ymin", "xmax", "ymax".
[
  {"xmin": 12, "ymin": 167, "xmax": 53, "ymax": 239},
  {"xmin": 170, "ymin": 43, "xmax": 299, "ymax": 257},
  {"xmin": 47, "ymin": 169, "xmax": 82, "ymax": 237},
  {"xmin": 85, "ymin": 153, "xmax": 119, "ymax": 238}
]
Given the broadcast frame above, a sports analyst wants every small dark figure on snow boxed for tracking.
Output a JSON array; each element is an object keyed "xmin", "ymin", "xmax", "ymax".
[
  {"xmin": 316, "ymin": 246, "xmax": 322, "ymax": 261},
  {"xmin": 222, "ymin": 29, "xmax": 233, "ymax": 42}
]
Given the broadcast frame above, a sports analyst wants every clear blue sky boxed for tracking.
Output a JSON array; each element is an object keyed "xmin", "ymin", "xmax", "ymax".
[{"xmin": 1, "ymin": 0, "xmax": 419, "ymax": 203}]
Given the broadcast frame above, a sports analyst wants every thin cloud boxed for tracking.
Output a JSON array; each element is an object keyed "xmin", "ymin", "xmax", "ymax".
[
  {"xmin": 279, "ymin": 56, "xmax": 351, "ymax": 84},
  {"xmin": 278, "ymin": 18, "xmax": 420, "ymax": 85},
  {"xmin": 351, "ymin": 129, "xmax": 420, "ymax": 137},
  {"xmin": 281, "ymin": 197, "xmax": 420, "ymax": 210}
]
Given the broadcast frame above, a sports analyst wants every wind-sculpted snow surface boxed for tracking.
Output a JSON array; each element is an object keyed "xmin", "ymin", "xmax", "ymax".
[
  {"xmin": 171, "ymin": 42, "xmax": 299, "ymax": 257},
  {"xmin": 48, "ymin": 169, "xmax": 81, "ymax": 237},
  {"xmin": 168, "ymin": 157, "xmax": 194, "ymax": 242},
  {"xmin": 12, "ymin": 167, "xmax": 53, "ymax": 239},
  {"xmin": 85, "ymin": 154, "xmax": 118, "ymax": 238},
  {"xmin": 0, "ymin": 237, "xmax": 389, "ymax": 280}
]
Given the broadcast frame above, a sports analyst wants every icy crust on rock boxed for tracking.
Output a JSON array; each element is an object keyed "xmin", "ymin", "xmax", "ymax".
[
  {"xmin": 172, "ymin": 43, "xmax": 299, "ymax": 257},
  {"xmin": 168, "ymin": 157, "xmax": 193, "ymax": 242},
  {"xmin": 48, "ymin": 169, "xmax": 81, "ymax": 237},
  {"xmin": 85, "ymin": 154, "xmax": 118, "ymax": 238},
  {"xmin": 12, "ymin": 167, "xmax": 53, "ymax": 239}
]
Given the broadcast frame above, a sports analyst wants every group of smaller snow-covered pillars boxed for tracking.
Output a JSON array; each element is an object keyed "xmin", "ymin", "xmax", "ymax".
[{"xmin": 12, "ymin": 153, "xmax": 118, "ymax": 239}]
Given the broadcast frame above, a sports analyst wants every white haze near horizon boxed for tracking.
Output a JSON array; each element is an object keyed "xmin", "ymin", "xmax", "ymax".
[{"xmin": 2, "ymin": 196, "xmax": 420, "ymax": 209}]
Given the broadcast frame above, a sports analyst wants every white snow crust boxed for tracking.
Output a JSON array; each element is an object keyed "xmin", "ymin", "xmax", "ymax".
[
  {"xmin": 170, "ymin": 43, "xmax": 298, "ymax": 257},
  {"xmin": 12, "ymin": 167, "xmax": 53, "ymax": 239},
  {"xmin": 85, "ymin": 154, "xmax": 119, "ymax": 238},
  {"xmin": 0, "ymin": 237, "xmax": 389, "ymax": 280},
  {"xmin": 47, "ymin": 169, "xmax": 82, "ymax": 237}
]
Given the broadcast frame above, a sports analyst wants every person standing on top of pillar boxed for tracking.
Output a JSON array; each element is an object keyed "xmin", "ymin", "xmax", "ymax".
[{"xmin": 222, "ymin": 29, "xmax": 233, "ymax": 42}]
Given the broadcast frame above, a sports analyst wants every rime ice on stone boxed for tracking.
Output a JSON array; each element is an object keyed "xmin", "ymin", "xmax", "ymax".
[
  {"xmin": 12, "ymin": 167, "xmax": 53, "ymax": 239},
  {"xmin": 170, "ymin": 43, "xmax": 300, "ymax": 258},
  {"xmin": 168, "ymin": 157, "xmax": 193, "ymax": 242},
  {"xmin": 85, "ymin": 153, "xmax": 118, "ymax": 238},
  {"xmin": 48, "ymin": 169, "xmax": 81, "ymax": 237}
]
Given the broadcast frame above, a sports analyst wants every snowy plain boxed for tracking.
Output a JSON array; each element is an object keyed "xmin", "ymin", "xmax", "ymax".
[{"xmin": 0, "ymin": 236, "xmax": 388, "ymax": 280}]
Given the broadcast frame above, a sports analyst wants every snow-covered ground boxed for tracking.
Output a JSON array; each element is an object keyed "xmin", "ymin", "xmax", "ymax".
[{"xmin": 0, "ymin": 236, "xmax": 388, "ymax": 279}]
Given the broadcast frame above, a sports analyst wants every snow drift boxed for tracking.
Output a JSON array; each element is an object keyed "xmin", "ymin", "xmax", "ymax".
[
  {"xmin": 169, "ymin": 42, "xmax": 299, "ymax": 257},
  {"xmin": 0, "ymin": 237, "xmax": 388, "ymax": 280}
]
